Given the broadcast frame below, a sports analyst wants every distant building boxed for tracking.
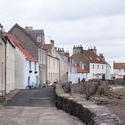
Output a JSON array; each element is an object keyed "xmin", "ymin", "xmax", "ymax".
[
  {"xmin": 25, "ymin": 26, "xmax": 45, "ymax": 45},
  {"xmin": 113, "ymin": 62, "xmax": 125, "ymax": 79},
  {"xmin": 56, "ymin": 48, "xmax": 69, "ymax": 82},
  {"xmin": 7, "ymin": 33, "xmax": 39, "ymax": 89},
  {"xmin": 9, "ymin": 24, "xmax": 47, "ymax": 84},
  {"xmin": 44, "ymin": 40, "xmax": 60, "ymax": 83},
  {"xmin": 71, "ymin": 45, "xmax": 111, "ymax": 80},
  {"xmin": 66, "ymin": 60, "xmax": 88, "ymax": 84}
]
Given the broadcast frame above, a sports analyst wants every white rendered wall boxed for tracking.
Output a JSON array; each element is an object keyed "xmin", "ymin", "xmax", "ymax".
[
  {"xmin": 15, "ymin": 48, "xmax": 25, "ymax": 89},
  {"xmin": 24, "ymin": 60, "xmax": 39, "ymax": 88},
  {"xmin": 88, "ymin": 63, "xmax": 110, "ymax": 80},
  {"xmin": 6, "ymin": 42, "xmax": 15, "ymax": 93},
  {"xmin": 114, "ymin": 69, "xmax": 125, "ymax": 78},
  {"xmin": 68, "ymin": 66, "xmax": 88, "ymax": 84},
  {"xmin": 0, "ymin": 38, "xmax": 5, "ymax": 91},
  {"xmin": 68, "ymin": 66, "xmax": 77, "ymax": 83},
  {"xmin": 47, "ymin": 55, "xmax": 59, "ymax": 83}
]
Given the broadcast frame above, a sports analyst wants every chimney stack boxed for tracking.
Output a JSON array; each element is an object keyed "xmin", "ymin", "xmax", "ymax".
[
  {"xmin": 50, "ymin": 40, "xmax": 54, "ymax": 48},
  {"xmin": 25, "ymin": 26, "xmax": 33, "ymax": 31},
  {"xmin": 99, "ymin": 53, "xmax": 104, "ymax": 59}
]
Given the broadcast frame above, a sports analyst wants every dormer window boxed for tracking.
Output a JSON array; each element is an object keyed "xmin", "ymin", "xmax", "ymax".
[{"xmin": 37, "ymin": 35, "xmax": 41, "ymax": 42}]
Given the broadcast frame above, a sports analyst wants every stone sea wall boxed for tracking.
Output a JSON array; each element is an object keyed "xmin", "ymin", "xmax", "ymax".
[{"xmin": 55, "ymin": 84, "xmax": 122, "ymax": 125}]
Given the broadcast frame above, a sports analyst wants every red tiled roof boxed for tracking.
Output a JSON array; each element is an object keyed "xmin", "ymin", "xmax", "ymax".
[
  {"xmin": 43, "ymin": 44, "xmax": 51, "ymax": 52},
  {"xmin": 76, "ymin": 66, "xmax": 89, "ymax": 73},
  {"xmin": 114, "ymin": 63, "xmax": 125, "ymax": 69},
  {"xmin": 66, "ymin": 61, "xmax": 89, "ymax": 73},
  {"xmin": 6, "ymin": 33, "xmax": 38, "ymax": 62},
  {"xmin": 83, "ymin": 50, "xmax": 107, "ymax": 64}
]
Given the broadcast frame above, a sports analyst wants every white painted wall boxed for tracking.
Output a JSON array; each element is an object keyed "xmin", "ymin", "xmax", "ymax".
[
  {"xmin": 15, "ymin": 47, "xmax": 39, "ymax": 89},
  {"xmin": 57, "ymin": 54, "xmax": 68, "ymax": 82},
  {"xmin": 68, "ymin": 66, "xmax": 77, "ymax": 83},
  {"xmin": 15, "ymin": 48, "xmax": 25, "ymax": 89},
  {"xmin": 6, "ymin": 42, "xmax": 15, "ymax": 93},
  {"xmin": 68, "ymin": 73, "xmax": 87, "ymax": 84},
  {"xmin": 88, "ymin": 63, "xmax": 110, "ymax": 80},
  {"xmin": 0, "ymin": 37, "xmax": 5, "ymax": 92},
  {"xmin": 114, "ymin": 69, "xmax": 125, "ymax": 78},
  {"xmin": 24, "ymin": 60, "xmax": 39, "ymax": 88},
  {"xmin": 106, "ymin": 65, "xmax": 111, "ymax": 79},
  {"xmin": 47, "ymin": 55, "xmax": 59, "ymax": 83},
  {"xmin": 77, "ymin": 73, "xmax": 88, "ymax": 82}
]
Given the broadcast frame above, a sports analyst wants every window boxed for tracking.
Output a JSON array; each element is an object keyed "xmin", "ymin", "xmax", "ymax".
[
  {"xmin": 29, "ymin": 61, "xmax": 31, "ymax": 70},
  {"xmin": 28, "ymin": 76, "xmax": 30, "ymax": 85},
  {"xmin": 37, "ymin": 35, "xmax": 41, "ymax": 42},
  {"xmin": 92, "ymin": 64, "xmax": 94, "ymax": 69}
]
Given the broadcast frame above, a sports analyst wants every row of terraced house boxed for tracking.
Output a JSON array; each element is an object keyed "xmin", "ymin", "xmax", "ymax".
[{"xmin": 1, "ymin": 23, "xmax": 123, "ymax": 96}]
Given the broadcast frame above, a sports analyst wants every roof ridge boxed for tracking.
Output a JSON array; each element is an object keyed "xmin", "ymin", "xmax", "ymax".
[{"xmin": 9, "ymin": 23, "xmax": 42, "ymax": 49}]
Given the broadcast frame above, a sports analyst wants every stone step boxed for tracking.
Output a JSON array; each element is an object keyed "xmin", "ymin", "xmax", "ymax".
[
  {"xmin": 4, "ymin": 88, "xmax": 55, "ymax": 107},
  {"xmin": 29, "ymin": 97, "xmax": 55, "ymax": 106}
]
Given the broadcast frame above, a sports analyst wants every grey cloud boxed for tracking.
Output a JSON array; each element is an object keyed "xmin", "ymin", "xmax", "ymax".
[
  {"xmin": 32, "ymin": 0, "xmax": 125, "ymax": 21},
  {"xmin": 0, "ymin": 0, "xmax": 125, "ymax": 63}
]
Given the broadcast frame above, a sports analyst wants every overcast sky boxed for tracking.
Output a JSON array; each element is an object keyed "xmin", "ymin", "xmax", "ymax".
[{"xmin": 1, "ymin": 0, "xmax": 125, "ymax": 65}]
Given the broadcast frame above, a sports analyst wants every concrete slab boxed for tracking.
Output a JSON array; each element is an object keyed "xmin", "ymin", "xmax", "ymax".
[{"xmin": 0, "ymin": 106, "xmax": 84, "ymax": 125}]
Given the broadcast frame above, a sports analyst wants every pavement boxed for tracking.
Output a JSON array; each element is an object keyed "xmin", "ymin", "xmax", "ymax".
[{"xmin": 0, "ymin": 88, "xmax": 84, "ymax": 125}]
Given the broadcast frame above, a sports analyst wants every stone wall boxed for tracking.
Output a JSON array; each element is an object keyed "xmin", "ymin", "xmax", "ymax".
[{"xmin": 55, "ymin": 84, "xmax": 122, "ymax": 125}]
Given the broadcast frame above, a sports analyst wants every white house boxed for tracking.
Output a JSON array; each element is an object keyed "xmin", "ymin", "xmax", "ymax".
[
  {"xmin": 72, "ymin": 45, "xmax": 111, "ymax": 80},
  {"xmin": 113, "ymin": 62, "xmax": 125, "ymax": 79},
  {"xmin": 67, "ymin": 61, "xmax": 78, "ymax": 83},
  {"xmin": 7, "ymin": 33, "xmax": 39, "ymax": 89},
  {"xmin": 66, "ymin": 60, "xmax": 89, "ymax": 84}
]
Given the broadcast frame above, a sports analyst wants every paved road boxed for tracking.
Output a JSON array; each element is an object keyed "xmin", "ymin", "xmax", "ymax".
[{"xmin": 0, "ymin": 88, "xmax": 84, "ymax": 125}]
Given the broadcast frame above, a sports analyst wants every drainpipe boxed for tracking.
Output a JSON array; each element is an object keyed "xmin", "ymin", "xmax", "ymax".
[{"xmin": 4, "ymin": 37, "xmax": 7, "ymax": 96}]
